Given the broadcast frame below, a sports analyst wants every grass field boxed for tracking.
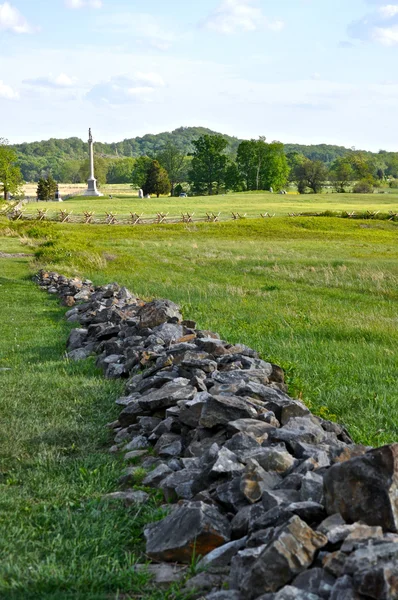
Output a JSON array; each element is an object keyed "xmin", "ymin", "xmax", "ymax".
[
  {"xmin": 1, "ymin": 211, "xmax": 398, "ymax": 597},
  {"xmin": 21, "ymin": 189, "xmax": 398, "ymax": 221}
]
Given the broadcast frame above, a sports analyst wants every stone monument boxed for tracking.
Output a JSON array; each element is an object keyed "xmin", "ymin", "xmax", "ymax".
[{"xmin": 84, "ymin": 128, "xmax": 103, "ymax": 197}]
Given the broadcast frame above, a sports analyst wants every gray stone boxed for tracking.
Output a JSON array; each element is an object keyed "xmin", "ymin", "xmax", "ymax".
[
  {"xmin": 227, "ymin": 419, "xmax": 273, "ymax": 443},
  {"xmin": 183, "ymin": 572, "xmax": 226, "ymax": 593},
  {"xmin": 143, "ymin": 464, "xmax": 173, "ymax": 487},
  {"xmin": 139, "ymin": 379, "xmax": 195, "ymax": 411},
  {"xmin": 324, "ymin": 444, "xmax": 398, "ymax": 531},
  {"xmin": 160, "ymin": 469, "xmax": 200, "ymax": 502},
  {"xmin": 329, "ymin": 575, "xmax": 363, "ymax": 600},
  {"xmin": 153, "ymin": 322, "xmax": 184, "ymax": 343},
  {"xmin": 138, "ymin": 299, "xmax": 182, "ymax": 329},
  {"xmin": 206, "ymin": 592, "xmax": 242, "ymax": 600},
  {"xmin": 300, "ymin": 472, "xmax": 324, "ymax": 504},
  {"xmin": 179, "ymin": 393, "xmax": 210, "ymax": 428},
  {"xmin": 102, "ymin": 490, "xmax": 149, "ymax": 506},
  {"xmin": 154, "ymin": 433, "xmax": 183, "ymax": 458},
  {"xmin": 236, "ymin": 516, "xmax": 327, "ymax": 598},
  {"xmin": 341, "ymin": 524, "xmax": 384, "ymax": 552},
  {"xmin": 317, "ymin": 514, "xmax": 358, "ymax": 545},
  {"xmin": 200, "ymin": 395, "xmax": 258, "ymax": 428},
  {"xmin": 145, "ymin": 501, "xmax": 231, "ymax": 563},
  {"xmin": 241, "ymin": 459, "xmax": 282, "ymax": 503},
  {"xmin": 216, "ymin": 477, "xmax": 250, "ymax": 513},
  {"xmin": 249, "ymin": 446, "xmax": 296, "ymax": 474},
  {"xmin": 353, "ymin": 563, "xmax": 398, "ymax": 599},
  {"xmin": 262, "ymin": 489, "xmax": 301, "ymax": 512},
  {"xmin": 67, "ymin": 347, "xmax": 92, "ymax": 360},
  {"xmin": 271, "ymin": 417, "xmax": 326, "ymax": 448},
  {"xmin": 293, "ymin": 567, "xmax": 336, "ymax": 599},
  {"xmin": 133, "ymin": 563, "xmax": 186, "ymax": 588},
  {"xmin": 210, "ymin": 447, "xmax": 245, "ymax": 477},
  {"xmin": 67, "ymin": 328, "xmax": 88, "ymax": 350},
  {"xmin": 125, "ymin": 435, "xmax": 150, "ymax": 451},
  {"xmin": 198, "ymin": 537, "xmax": 248, "ymax": 569},
  {"xmin": 224, "ymin": 433, "xmax": 261, "ymax": 461}
]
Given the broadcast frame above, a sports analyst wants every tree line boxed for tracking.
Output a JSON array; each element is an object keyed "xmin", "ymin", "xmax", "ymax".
[{"xmin": 1, "ymin": 133, "xmax": 398, "ymax": 201}]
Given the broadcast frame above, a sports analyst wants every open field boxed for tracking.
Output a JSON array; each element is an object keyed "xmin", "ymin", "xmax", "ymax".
[
  {"xmin": 1, "ymin": 214, "xmax": 398, "ymax": 597},
  {"xmin": 19, "ymin": 190, "xmax": 398, "ymax": 221},
  {"xmin": 0, "ymin": 248, "xmax": 194, "ymax": 599}
]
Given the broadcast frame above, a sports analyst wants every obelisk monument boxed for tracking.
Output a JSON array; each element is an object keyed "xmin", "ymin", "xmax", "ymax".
[{"xmin": 84, "ymin": 128, "xmax": 103, "ymax": 197}]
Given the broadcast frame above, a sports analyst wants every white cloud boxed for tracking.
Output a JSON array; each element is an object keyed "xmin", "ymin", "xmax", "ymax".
[
  {"xmin": 0, "ymin": 79, "xmax": 19, "ymax": 99},
  {"xmin": 65, "ymin": 0, "xmax": 102, "ymax": 9},
  {"xmin": 373, "ymin": 24, "xmax": 398, "ymax": 43},
  {"xmin": 87, "ymin": 73, "xmax": 165, "ymax": 105},
  {"xmin": 203, "ymin": 0, "xmax": 284, "ymax": 34},
  {"xmin": 379, "ymin": 4, "xmax": 398, "ymax": 18},
  {"xmin": 0, "ymin": 2, "xmax": 33, "ymax": 33},
  {"xmin": 94, "ymin": 12, "xmax": 175, "ymax": 49},
  {"xmin": 24, "ymin": 73, "xmax": 76, "ymax": 88}
]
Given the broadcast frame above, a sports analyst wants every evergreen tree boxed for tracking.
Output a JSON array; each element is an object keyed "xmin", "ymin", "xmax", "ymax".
[{"xmin": 143, "ymin": 160, "xmax": 171, "ymax": 197}]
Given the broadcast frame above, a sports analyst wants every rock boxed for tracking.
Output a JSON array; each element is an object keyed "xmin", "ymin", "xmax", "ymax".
[
  {"xmin": 133, "ymin": 563, "xmax": 186, "ymax": 588},
  {"xmin": 324, "ymin": 444, "xmax": 398, "ymax": 531},
  {"xmin": 154, "ymin": 433, "xmax": 183, "ymax": 458},
  {"xmin": 67, "ymin": 328, "xmax": 88, "ymax": 350},
  {"xmin": 249, "ymin": 446, "xmax": 296, "ymax": 474},
  {"xmin": 160, "ymin": 469, "xmax": 199, "ymax": 501},
  {"xmin": 102, "ymin": 490, "xmax": 149, "ymax": 506},
  {"xmin": 344, "ymin": 543, "xmax": 398, "ymax": 576},
  {"xmin": 322, "ymin": 551, "xmax": 347, "ymax": 578},
  {"xmin": 139, "ymin": 379, "xmax": 195, "ymax": 412},
  {"xmin": 200, "ymin": 395, "xmax": 258, "ymax": 428},
  {"xmin": 331, "ymin": 445, "xmax": 369, "ymax": 464},
  {"xmin": 317, "ymin": 514, "xmax": 358, "ymax": 545},
  {"xmin": 197, "ymin": 537, "xmax": 248, "ymax": 569},
  {"xmin": 271, "ymin": 417, "xmax": 326, "ymax": 448},
  {"xmin": 216, "ymin": 478, "xmax": 250, "ymax": 513},
  {"xmin": 353, "ymin": 563, "xmax": 398, "ymax": 599},
  {"xmin": 241, "ymin": 459, "xmax": 282, "ymax": 503},
  {"xmin": 224, "ymin": 433, "xmax": 261, "ymax": 461},
  {"xmin": 143, "ymin": 464, "xmax": 173, "ymax": 487},
  {"xmin": 67, "ymin": 347, "xmax": 92, "ymax": 360},
  {"xmin": 125, "ymin": 435, "xmax": 150, "ymax": 451},
  {"xmin": 210, "ymin": 447, "xmax": 245, "ymax": 477},
  {"xmin": 293, "ymin": 567, "xmax": 336, "ymax": 599},
  {"xmin": 119, "ymin": 400, "xmax": 147, "ymax": 427},
  {"xmin": 273, "ymin": 587, "xmax": 322, "ymax": 600},
  {"xmin": 145, "ymin": 501, "xmax": 231, "ymax": 563},
  {"xmin": 183, "ymin": 572, "xmax": 226, "ymax": 594},
  {"xmin": 329, "ymin": 575, "xmax": 363, "ymax": 600},
  {"xmin": 179, "ymin": 393, "xmax": 210, "ymax": 428},
  {"xmin": 227, "ymin": 419, "xmax": 273, "ymax": 443},
  {"xmin": 341, "ymin": 524, "xmax": 384, "ymax": 552},
  {"xmin": 138, "ymin": 299, "xmax": 182, "ymax": 329},
  {"xmin": 262, "ymin": 489, "xmax": 301, "ymax": 512},
  {"xmin": 153, "ymin": 322, "xmax": 184, "ymax": 343},
  {"xmin": 300, "ymin": 472, "xmax": 324, "ymax": 504},
  {"xmin": 206, "ymin": 592, "xmax": 242, "ymax": 600},
  {"xmin": 235, "ymin": 516, "xmax": 327, "ymax": 598}
]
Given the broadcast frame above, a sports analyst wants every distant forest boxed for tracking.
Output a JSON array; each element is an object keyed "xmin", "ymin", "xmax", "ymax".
[{"xmin": 10, "ymin": 126, "xmax": 388, "ymax": 183}]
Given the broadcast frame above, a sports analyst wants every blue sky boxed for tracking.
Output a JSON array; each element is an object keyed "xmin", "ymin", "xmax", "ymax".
[{"xmin": 1, "ymin": 0, "xmax": 397, "ymax": 149}]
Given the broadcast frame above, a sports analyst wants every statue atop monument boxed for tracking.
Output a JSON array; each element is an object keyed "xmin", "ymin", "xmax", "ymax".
[{"xmin": 84, "ymin": 127, "xmax": 103, "ymax": 197}]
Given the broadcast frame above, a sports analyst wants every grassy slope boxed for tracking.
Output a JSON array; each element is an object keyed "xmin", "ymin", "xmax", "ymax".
[
  {"xmin": 0, "ymin": 248, "xmax": 188, "ymax": 600},
  {"xmin": 4, "ymin": 215, "xmax": 398, "ymax": 446},
  {"xmin": 1, "ymin": 213, "xmax": 398, "ymax": 597},
  {"xmin": 21, "ymin": 190, "xmax": 398, "ymax": 220}
]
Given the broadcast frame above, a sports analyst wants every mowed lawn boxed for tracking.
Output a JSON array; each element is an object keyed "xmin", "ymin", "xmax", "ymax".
[
  {"xmin": 0, "ymin": 245, "xmax": 189, "ymax": 599},
  {"xmin": 21, "ymin": 189, "xmax": 398, "ymax": 220},
  {"xmin": 2, "ymin": 214, "xmax": 398, "ymax": 447}
]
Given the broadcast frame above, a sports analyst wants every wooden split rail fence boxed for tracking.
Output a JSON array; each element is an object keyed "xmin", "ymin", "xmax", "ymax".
[{"xmin": 1, "ymin": 204, "xmax": 398, "ymax": 225}]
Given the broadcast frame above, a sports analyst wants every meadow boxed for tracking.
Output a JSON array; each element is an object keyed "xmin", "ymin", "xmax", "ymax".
[
  {"xmin": 1, "ymin": 208, "xmax": 398, "ymax": 598},
  {"xmin": 21, "ymin": 188, "xmax": 398, "ymax": 221}
]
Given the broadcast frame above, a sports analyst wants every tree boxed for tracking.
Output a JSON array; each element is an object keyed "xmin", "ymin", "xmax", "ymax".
[
  {"xmin": 293, "ymin": 159, "xmax": 328, "ymax": 194},
  {"xmin": 188, "ymin": 134, "xmax": 229, "ymax": 195},
  {"xmin": 156, "ymin": 143, "xmax": 188, "ymax": 196},
  {"xmin": 329, "ymin": 157, "xmax": 355, "ymax": 192},
  {"xmin": 143, "ymin": 160, "xmax": 171, "ymax": 197},
  {"xmin": 106, "ymin": 158, "xmax": 135, "ymax": 184},
  {"xmin": 0, "ymin": 138, "xmax": 23, "ymax": 200},
  {"xmin": 236, "ymin": 138, "xmax": 289, "ymax": 191},
  {"xmin": 36, "ymin": 175, "xmax": 58, "ymax": 201},
  {"xmin": 131, "ymin": 156, "xmax": 152, "ymax": 189},
  {"xmin": 78, "ymin": 156, "xmax": 109, "ymax": 186}
]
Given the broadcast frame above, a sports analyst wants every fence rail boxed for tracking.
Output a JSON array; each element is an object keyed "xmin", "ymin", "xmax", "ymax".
[{"xmin": 1, "ymin": 203, "xmax": 398, "ymax": 225}]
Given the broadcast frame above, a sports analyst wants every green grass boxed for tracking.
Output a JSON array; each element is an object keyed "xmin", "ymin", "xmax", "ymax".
[
  {"xmin": 21, "ymin": 190, "xmax": 398, "ymax": 221},
  {"xmin": 0, "ymin": 254, "xmax": 192, "ymax": 599},
  {"xmin": 1, "ymin": 211, "xmax": 398, "ymax": 596}
]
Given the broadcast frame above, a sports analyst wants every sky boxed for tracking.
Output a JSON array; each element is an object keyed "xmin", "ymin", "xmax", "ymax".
[{"xmin": 0, "ymin": 0, "xmax": 398, "ymax": 150}]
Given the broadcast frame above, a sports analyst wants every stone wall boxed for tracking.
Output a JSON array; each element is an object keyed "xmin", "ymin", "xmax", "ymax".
[{"xmin": 36, "ymin": 270, "xmax": 398, "ymax": 600}]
